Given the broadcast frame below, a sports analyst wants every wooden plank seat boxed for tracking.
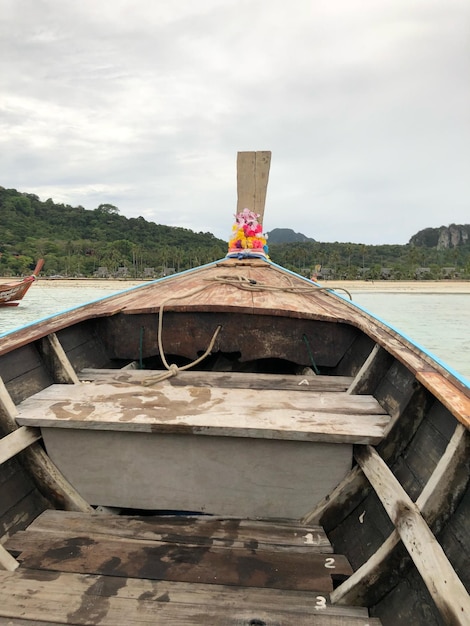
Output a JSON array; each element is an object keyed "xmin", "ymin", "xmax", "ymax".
[
  {"xmin": 79, "ymin": 368, "xmax": 356, "ymax": 393},
  {"xmin": 0, "ymin": 510, "xmax": 383, "ymax": 625},
  {"xmin": 15, "ymin": 380, "xmax": 389, "ymax": 443},
  {"xmin": 14, "ymin": 378, "xmax": 391, "ymax": 517}
]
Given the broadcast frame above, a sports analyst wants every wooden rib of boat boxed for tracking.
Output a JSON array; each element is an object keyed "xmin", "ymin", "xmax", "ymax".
[
  {"xmin": 0, "ymin": 259, "xmax": 44, "ymax": 307},
  {"xmin": 0, "ymin": 153, "xmax": 468, "ymax": 626}
]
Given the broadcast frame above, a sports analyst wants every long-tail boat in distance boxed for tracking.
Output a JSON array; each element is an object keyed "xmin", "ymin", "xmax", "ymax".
[
  {"xmin": 0, "ymin": 153, "xmax": 468, "ymax": 625},
  {"xmin": 0, "ymin": 259, "xmax": 44, "ymax": 307}
]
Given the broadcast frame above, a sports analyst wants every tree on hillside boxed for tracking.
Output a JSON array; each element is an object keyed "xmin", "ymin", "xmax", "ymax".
[{"xmin": 96, "ymin": 204, "xmax": 120, "ymax": 215}]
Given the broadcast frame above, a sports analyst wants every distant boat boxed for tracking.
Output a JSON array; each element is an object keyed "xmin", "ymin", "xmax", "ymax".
[
  {"xmin": 0, "ymin": 155, "xmax": 469, "ymax": 625},
  {"xmin": 0, "ymin": 259, "xmax": 44, "ymax": 307}
]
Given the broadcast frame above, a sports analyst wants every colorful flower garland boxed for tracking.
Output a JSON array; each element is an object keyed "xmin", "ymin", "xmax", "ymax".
[{"xmin": 227, "ymin": 208, "xmax": 269, "ymax": 258}]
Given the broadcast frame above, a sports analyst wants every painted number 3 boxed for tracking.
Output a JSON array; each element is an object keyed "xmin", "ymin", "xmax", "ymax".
[{"xmin": 314, "ymin": 595, "xmax": 327, "ymax": 611}]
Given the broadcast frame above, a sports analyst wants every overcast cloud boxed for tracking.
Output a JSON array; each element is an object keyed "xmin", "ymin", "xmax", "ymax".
[{"xmin": 1, "ymin": 0, "xmax": 469, "ymax": 244}]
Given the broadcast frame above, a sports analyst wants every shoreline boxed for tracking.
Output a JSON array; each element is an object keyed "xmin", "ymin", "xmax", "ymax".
[
  {"xmin": 1, "ymin": 277, "xmax": 470, "ymax": 293},
  {"xmin": 321, "ymin": 280, "xmax": 470, "ymax": 293}
]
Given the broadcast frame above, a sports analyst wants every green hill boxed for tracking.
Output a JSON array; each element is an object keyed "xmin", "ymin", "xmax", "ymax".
[
  {"xmin": 0, "ymin": 187, "xmax": 226, "ymax": 277},
  {"xmin": 1, "ymin": 186, "xmax": 469, "ymax": 279}
]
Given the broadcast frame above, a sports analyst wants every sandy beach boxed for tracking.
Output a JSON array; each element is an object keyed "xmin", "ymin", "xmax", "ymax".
[
  {"xmin": 319, "ymin": 280, "xmax": 470, "ymax": 293},
  {"xmin": 1, "ymin": 277, "xmax": 470, "ymax": 293}
]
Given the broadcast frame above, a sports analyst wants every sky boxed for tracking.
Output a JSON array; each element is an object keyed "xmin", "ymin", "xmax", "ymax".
[{"xmin": 1, "ymin": 0, "xmax": 469, "ymax": 245}]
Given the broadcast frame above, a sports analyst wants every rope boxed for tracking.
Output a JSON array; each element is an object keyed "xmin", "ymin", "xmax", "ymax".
[
  {"xmin": 141, "ymin": 273, "xmax": 351, "ymax": 386},
  {"xmin": 142, "ymin": 282, "xmax": 223, "ymax": 386},
  {"xmin": 205, "ymin": 274, "xmax": 352, "ymax": 299}
]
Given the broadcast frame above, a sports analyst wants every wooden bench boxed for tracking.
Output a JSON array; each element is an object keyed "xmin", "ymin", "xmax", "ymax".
[{"xmin": 14, "ymin": 372, "xmax": 391, "ymax": 517}]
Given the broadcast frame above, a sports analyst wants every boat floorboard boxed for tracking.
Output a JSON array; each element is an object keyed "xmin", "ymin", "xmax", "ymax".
[{"xmin": 1, "ymin": 511, "xmax": 383, "ymax": 625}]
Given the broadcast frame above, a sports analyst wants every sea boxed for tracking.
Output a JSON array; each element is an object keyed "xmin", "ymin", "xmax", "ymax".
[{"xmin": 0, "ymin": 282, "xmax": 469, "ymax": 384}]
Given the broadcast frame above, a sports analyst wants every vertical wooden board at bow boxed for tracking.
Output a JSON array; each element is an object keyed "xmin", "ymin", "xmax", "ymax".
[{"xmin": 236, "ymin": 151, "xmax": 271, "ymax": 221}]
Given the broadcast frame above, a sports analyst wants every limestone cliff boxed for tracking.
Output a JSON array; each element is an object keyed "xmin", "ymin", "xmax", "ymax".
[{"xmin": 409, "ymin": 224, "xmax": 470, "ymax": 249}]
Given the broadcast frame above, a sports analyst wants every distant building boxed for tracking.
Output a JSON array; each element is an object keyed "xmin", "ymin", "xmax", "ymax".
[
  {"xmin": 380, "ymin": 268, "xmax": 392, "ymax": 279},
  {"xmin": 441, "ymin": 267, "xmax": 456, "ymax": 278},
  {"xmin": 415, "ymin": 267, "xmax": 431, "ymax": 278},
  {"xmin": 317, "ymin": 268, "xmax": 335, "ymax": 279},
  {"xmin": 94, "ymin": 267, "xmax": 109, "ymax": 278}
]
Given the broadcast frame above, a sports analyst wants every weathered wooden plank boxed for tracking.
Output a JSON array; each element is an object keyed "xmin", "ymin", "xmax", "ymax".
[
  {"xmin": 57, "ymin": 321, "xmax": 113, "ymax": 372},
  {"xmin": 21, "ymin": 382, "xmax": 385, "ymax": 414},
  {"xmin": 394, "ymin": 506, "xmax": 470, "ymax": 626},
  {"xmin": 7, "ymin": 531, "xmax": 352, "ymax": 592},
  {"xmin": 26, "ymin": 510, "xmax": 333, "ymax": 552},
  {"xmin": 0, "ymin": 344, "xmax": 53, "ymax": 405},
  {"xmin": 416, "ymin": 370, "xmax": 470, "ymax": 429},
  {"xmin": 0, "ymin": 459, "xmax": 35, "ymax": 514},
  {"xmin": 79, "ymin": 368, "xmax": 355, "ymax": 392},
  {"xmin": 37, "ymin": 333, "xmax": 79, "ymax": 384},
  {"xmin": 16, "ymin": 382, "xmax": 390, "ymax": 444},
  {"xmin": 347, "ymin": 343, "xmax": 391, "ymax": 395},
  {"xmin": 0, "ymin": 567, "xmax": 369, "ymax": 616},
  {"xmin": 237, "ymin": 151, "xmax": 271, "ymax": 222},
  {"xmin": 0, "ymin": 427, "xmax": 42, "ymax": 466},
  {"xmin": 0, "ymin": 489, "xmax": 47, "ymax": 541},
  {"xmin": 0, "ymin": 544, "xmax": 18, "ymax": 571},
  {"xmin": 0, "ymin": 375, "xmax": 19, "ymax": 423},
  {"xmin": 355, "ymin": 445, "xmax": 470, "ymax": 626},
  {"xmin": 0, "ymin": 569, "xmax": 381, "ymax": 625},
  {"xmin": 0, "ymin": 458, "xmax": 48, "ymax": 538}
]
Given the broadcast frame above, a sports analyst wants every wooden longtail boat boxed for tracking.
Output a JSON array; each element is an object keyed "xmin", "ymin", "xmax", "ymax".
[
  {"xmin": 0, "ymin": 153, "xmax": 468, "ymax": 625},
  {"xmin": 0, "ymin": 259, "xmax": 44, "ymax": 307}
]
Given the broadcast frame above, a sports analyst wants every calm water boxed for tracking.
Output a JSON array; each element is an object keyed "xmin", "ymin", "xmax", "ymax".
[
  {"xmin": 1, "ymin": 283, "xmax": 469, "ymax": 383},
  {"xmin": 351, "ymin": 291, "xmax": 470, "ymax": 383}
]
